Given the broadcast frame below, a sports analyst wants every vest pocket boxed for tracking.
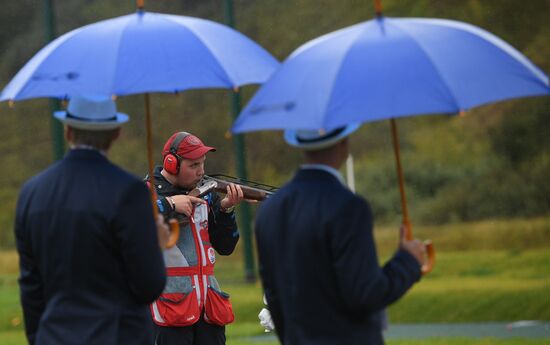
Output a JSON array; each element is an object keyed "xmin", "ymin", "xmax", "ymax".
[
  {"xmin": 204, "ymin": 287, "xmax": 235, "ymax": 326},
  {"xmin": 155, "ymin": 290, "xmax": 200, "ymax": 326}
]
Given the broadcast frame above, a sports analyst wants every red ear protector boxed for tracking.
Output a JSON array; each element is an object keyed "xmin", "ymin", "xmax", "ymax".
[{"xmin": 163, "ymin": 132, "xmax": 190, "ymax": 175}]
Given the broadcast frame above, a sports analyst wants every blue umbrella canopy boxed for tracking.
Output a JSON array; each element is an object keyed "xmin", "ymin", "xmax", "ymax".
[
  {"xmin": 232, "ymin": 16, "xmax": 550, "ymax": 133},
  {"xmin": 1, "ymin": 10, "xmax": 279, "ymax": 101}
]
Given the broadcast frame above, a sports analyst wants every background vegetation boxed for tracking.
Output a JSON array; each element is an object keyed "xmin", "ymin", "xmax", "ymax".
[
  {"xmin": 0, "ymin": 0, "xmax": 549, "ymax": 248},
  {"xmin": 1, "ymin": 1, "xmax": 549, "ymax": 344}
]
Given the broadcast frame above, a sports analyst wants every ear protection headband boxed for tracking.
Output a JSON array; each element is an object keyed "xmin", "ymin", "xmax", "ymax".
[{"xmin": 163, "ymin": 132, "xmax": 190, "ymax": 175}]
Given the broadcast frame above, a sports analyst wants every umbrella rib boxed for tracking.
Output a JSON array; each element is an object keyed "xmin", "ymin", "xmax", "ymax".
[
  {"xmin": 163, "ymin": 15, "xmax": 235, "ymax": 88},
  {"xmin": 110, "ymin": 16, "xmax": 136, "ymax": 96},
  {"xmin": 389, "ymin": 20, "xmax": 462, "ymax": 111},
  {"xmin": 421, "ymin": 18, "xmax": 549, "ymax": 86},
  {"xmin": 1, "ymin": 28, "xmax": 83, "ymax": 101},
  {"xmin": 321, "ymin": 23, "xmax": 370, "ymax": 129}
]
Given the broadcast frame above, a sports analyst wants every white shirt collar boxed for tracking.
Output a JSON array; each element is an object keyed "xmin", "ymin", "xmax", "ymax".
[
  {"xmin": 300, "ymin": 163, "xmax": 345, "ymax": 185},
  {"xmin": 70, "ymin": 144, "xmax": 107, "ymax": 156}
]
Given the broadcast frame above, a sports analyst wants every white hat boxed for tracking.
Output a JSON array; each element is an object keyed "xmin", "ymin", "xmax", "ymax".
[
  {"xmin": 54, "ymin": 94, "xmax": 129, "ymax": 130},
  {"xmin": 284, "ymin": 124, "xmax": 360, "ymax": 150}
]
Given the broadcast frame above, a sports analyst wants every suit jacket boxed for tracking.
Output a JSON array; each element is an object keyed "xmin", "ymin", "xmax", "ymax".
[
  {"xmin": 15, "ymin": 149, "xmax": 166, "ymax": 345},
  {"xmin": 255, "ymin": 168, "xmax": 421, "ymax": 345}
]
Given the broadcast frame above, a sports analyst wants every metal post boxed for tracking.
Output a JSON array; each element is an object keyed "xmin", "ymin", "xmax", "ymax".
[
  {"xmin": 223, "ymin": 0, "xmax": 256, "ymax": 283},
  {"xmin": 42, "ymin": 0, "xmax": 65, "ymax": 160}
]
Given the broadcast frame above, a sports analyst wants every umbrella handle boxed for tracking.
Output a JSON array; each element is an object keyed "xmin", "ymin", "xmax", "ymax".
[
  {"xmin": 422, "ymin": 240, "xmax": 435, "ymax": 275},
  {"xmin": 403, "ymin": 222, "xmax": 435, "ymax": 275},
  {"xmin": 166, "ymin": 219, "xmax": 180, "ymax": 249}
]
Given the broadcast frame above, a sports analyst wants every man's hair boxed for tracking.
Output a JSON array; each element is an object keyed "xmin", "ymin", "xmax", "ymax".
[{"xmin": 69, "ymin": 126, "xmax": 119, "ymax": 151}]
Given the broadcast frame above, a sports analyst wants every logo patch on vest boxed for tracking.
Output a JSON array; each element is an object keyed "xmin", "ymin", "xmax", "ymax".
[{"xmin": 208, "ymin": 247, "xmax": 216, "ymax": 264}]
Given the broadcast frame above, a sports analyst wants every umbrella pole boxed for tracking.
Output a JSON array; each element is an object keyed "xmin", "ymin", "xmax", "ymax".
[
  {"xmin": 390, "ymin": 119, "xmax": 435, "ymax": 274},
  {"xmin": 144, "ymin": 93, "xmax": 156, "ymax": 215},
  {"xmin": 144, "ymin": 93, "xmax": 179, "ymax": 248},
  {"xmin": 389, "ymin": 119, "xmax": 412, "ymax": 240},
  {"xmin": 374, "ymin": 0, "xmax": 383, "ymax": 17}
]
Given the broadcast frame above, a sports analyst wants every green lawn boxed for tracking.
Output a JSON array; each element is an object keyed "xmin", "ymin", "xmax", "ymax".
[
  {"xmin": 2, "ymin": 217, "xmax": 549, "ymax": 344},
  {"xmin": 386, "ymin": 341, "xmax": 550, "ymax": 345},
  {"xmin": 226, "ymin": 336, "xmax": 550, "ymax": 345}
]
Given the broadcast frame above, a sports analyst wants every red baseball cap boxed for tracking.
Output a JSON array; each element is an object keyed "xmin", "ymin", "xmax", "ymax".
[{"xmin": 162, "ymin": 132, "xmax": 216, "ymax": 160}]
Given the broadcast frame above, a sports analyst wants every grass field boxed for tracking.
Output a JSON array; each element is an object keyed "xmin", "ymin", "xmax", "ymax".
[
  {"xmin": 227, "ymin": 339, "xmax": 550, "ymax": 345},
  {"xmin": 1, "ymin": 217, "xmax": 549, "ymax": 344}
]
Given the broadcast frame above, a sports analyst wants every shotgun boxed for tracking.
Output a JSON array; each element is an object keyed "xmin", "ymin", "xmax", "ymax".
[{"xmin": 189, "ymin": 174, "xmax": 278, "ymax": 201}]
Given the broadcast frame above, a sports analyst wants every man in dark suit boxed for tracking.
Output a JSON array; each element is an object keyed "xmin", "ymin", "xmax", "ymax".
[
  {"xmin": 14, "ymin": 94, "xmax": 168, "ymax": 345},
  {"xmin": 255, "ymin": 125, "xmax": 426, "ymax": 345}
]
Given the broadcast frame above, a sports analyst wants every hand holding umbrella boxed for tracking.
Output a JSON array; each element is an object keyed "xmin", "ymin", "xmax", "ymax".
[{"xmin": 399, "ymin": 224, "xmax": 428, "ymax": 268}]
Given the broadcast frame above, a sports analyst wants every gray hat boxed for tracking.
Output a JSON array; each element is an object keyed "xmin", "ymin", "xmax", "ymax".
[
  {"xmin": 54, "ymin": 94, "xmax": 129, "ymax": 130},
  {"xmin": 284, "ymin": 124, "xmax": 360, "ymax": 150}
]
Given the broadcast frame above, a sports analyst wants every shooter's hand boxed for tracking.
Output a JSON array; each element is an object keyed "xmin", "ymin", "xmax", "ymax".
[
  {"xmin": 167, "ymin": 195, "xmax": 206, "ymax": 217},
  {"xmin": 220, "ymin": 183, "xmax": 244, "ymax": 211}
]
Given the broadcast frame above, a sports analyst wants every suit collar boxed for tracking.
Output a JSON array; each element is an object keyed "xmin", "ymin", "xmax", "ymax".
[
  {"xmin": 300, "ymin": 164, "xmax": 345, "ymax": 185},
  {"xmin": 294, "ymin": 166, "xmax": 346, "ymax": 186}
]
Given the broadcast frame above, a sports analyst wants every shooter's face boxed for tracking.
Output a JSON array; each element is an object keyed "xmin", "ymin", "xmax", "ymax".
[{"xmin": 176, "ymin": 155, "xmax": 206, "ymax": 189}]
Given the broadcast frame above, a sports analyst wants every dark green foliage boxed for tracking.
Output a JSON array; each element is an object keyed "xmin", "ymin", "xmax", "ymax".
[
  {"xmin": 489, "ymin": 98, "xmax": 550, "ymax": 166},
  {"xmin": 0, "ymin": 0, "xmax": 549, "ymax": 247}
]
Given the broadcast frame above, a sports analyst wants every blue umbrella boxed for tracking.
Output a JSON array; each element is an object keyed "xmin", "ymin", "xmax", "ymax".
[
  {"xmin": 232, "ymin": 9, "xmax": 550, "ymax": 274},
  {"xmin": 232, "ymin": 17, "xmax": 549, "ymax": 133},
  {"xmin": 0, "ymin": 6, "xmax": 279, "ymax": 248},
  {"xmin": 1, "ymin": 10, "xmax": 278, "ymax": 101}
]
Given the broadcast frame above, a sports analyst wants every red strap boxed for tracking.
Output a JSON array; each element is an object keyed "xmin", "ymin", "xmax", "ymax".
[{"xmin": 167, "ymin": 266, "xmax": 214, "ymax": 276}]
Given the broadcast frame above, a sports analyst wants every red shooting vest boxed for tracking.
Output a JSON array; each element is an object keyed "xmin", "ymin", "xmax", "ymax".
[{"xmin": 150, "ymin": 203, "xmax": 234, "ymax": 327}]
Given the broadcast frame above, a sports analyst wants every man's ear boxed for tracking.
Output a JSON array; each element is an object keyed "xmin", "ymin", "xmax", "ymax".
[
  {"xmin": 337, "ymin": 138, "xmax": 350, "ymax": 162},
  {"xmin": 113, "ymin": 127, "xmax": 121, "ymax": 141},
  {"xmin": 65, "ymin": 125, "xmax": 73, "ymax": 142}
]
